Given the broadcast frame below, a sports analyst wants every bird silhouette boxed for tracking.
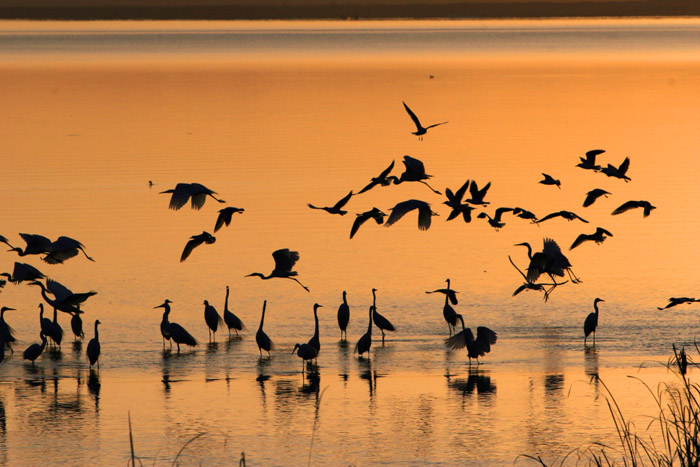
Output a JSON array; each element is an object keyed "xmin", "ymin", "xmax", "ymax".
[
  {"xmin": 439, "ymin": 287, "xmax": 458, "ymax": 336},
  {"xmin": 222, "ymin": 286, "xmax": 245, "ymax": 337},
  {"xmin": 307, "ymin": 303, "xmax": 323, "ymax": 360},
  {"xmin": 478, "ymin": 207, "xmax": 514, "ymax": 230},
  {"xmin": 29, "ymin": 279, "xmax": 96, "ymax": 314},
  {"xmin": 393, "ymin": 155, "xmax": 442, "ymax": 195},
  {"xmin": 539, "ymin": 173, "xmax": 561, "ymax": 189},
  {"xmin": 180, "ymin": 232, "xmax": 216, "ymax": 262},
  {"xmin": 203, "ymin": 300, "xmax": 224, "ymax": 342},
  {"xmin": 601, "ymin": 157, "xmax": 631, "ymax": 182},
  {"xmin": 42, "ymin": 236, "xmax": 95, "ymax": 264},
  {"xmin": 570, "ymin": 227, "xmax": 613, "ymax": 250},
  {"xmin": 465, "ymin": 180, "xmax": 491, "ymax": 205},
  {"xmin": 512, "ymin": 207, "xmax": 538, "ymax": 223},
  {"xmin": 508, "ymin": 255, "xmax": 561, "ymax": 301},
  {"xmin": 214, "ymin": 207, "xmax": 245, "ymax": 232},
  {"xmin": 38, "ymin": 303, "xmax": 54, "ymax": 344},
  {"xmin": 576, "ymin": 149, "xmax": 604, "ymax": 171},
  {"xmin": 0, "ymin": 262, "xmax": 45, "ymax": 284},
  {"xmin": 86, "ymin": 319, "xmax": 101, "ymax": 369},
  {"xmin": 584, "ymin": 298, "xmax": 605, "ymax": 346},
  {"xmin": 70, "ymin": 310, "xmax": 85, "ymax": 342},
  {"xmin": 160, "ymin": 182, "xmax": 225, "ymax": 210},
  {"xmin": 356, "ymin": 161, "xmax": 398, "ymax": 195},
  {"xmin": 535, "ymin": 210, "xmax": 588, "ymax": 224},
  {"xmin": 292, "ymin": 342, "xmax": 317, "ymax": 371},
  {"xmin": 154, "ymin": 300, "xmax": 198, "ymax": 352},
  {"xmin": 517, "ymin": 238, "xmax": 582, "ymax": 285},
  {"xmin": 402, "ymin": 101, "xmax": 448, "ymax": 141},
  {"xmin": 445, "ymin": 314, "xmax": 497, "ymax": 366},
  {"xmin": 425, "ymin": 278, "xmax": 459, "ymax": 305},
  {"xmin": 337, "ymin": 291, "xmax": 350, "ymax": 341},
  {"xmin": 308, "ymin": 191, "xmax": 353, "ymax": 215},
  {"xmin": 657, "ymin": 297, "xmax": 699, "ymax": 310},
  {"xmin": 371, "ymin": 288, "xmax": 395, "ymax": 342},
  {"xmin": 583, "ymin": 189, "xmax": 611, "ymax": 207},
  {"xmin": 354, "ymin": 306, "xmax": 374, "ymax": 358},
  {"xmin": 246, "ymin": 248, "xmax": 309, "ymax": 292},
  {"xmin": 23, "ymin": 333, "xmax": 47, "ymax": 365},
  {"xmin": 385, "ymin": 199, "xmax": 439, "ymax": 231},
  {"xmin": 47, "ymin": 306, "xmax": 63, "ymax": 349},
  {"xmin": 611, "ymin": 200, "xmax": 656, "ymax": 217},
  {"xmin": 255, "ymin": 300, "xmax": 273, "ymax": 357},
  {"xmin": 5, "ymin": 233, "xmax": 52, "ymax": 257},
  {"xmin": 0, "ymin": 307, "xmax": 16, "ymax": 353},
  {"xmin": 443, "ymin": 179, "xmax": 474, "ymax": 223},
  {"xmin": 350, "ymin": 208, "xmax": 386, "ymax": 239},
  {"xmin": 154, "ymin": 299, "xmax": 173, "ymax": 348}
]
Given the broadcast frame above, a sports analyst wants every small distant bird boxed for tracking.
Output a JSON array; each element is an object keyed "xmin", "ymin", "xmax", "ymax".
[
  {"xmin": 4, "ymin": 233, "xmax": 52, "ymax": 258},
  {"xmin": 180, "ymin": 231, "xmax": 216, "ymax": 262},
  {"xmin": 385, "ymin": 199, "xmax": 439, "ymax": 231},
  {"xmin": 611, "ymin": 200, "xmax": 656, "ymax": 217},
  {"xmin": 465, "ymin": 180, "xmax": 491, "ymax": 205},
  {"xmin": 445, "ymin": 314, "xmax": 497, "ymax": 366},
  {"xmin": 203, "ymin": 300, "xmax": 224, "ymax": 342},
  {"xmin": 223, "ymin": 286, "xmax": 245, "ymax": 337},
  {"xmin": 601, "ymin": 157, "xmax": 631, "ymax": 182},
  {"xmin": 570, "ymin": 227, "xmax": 613, "ymax": 250},
  {"xmin": 371, "ymin": 288, "xmax": 395, "ymax": 342},
  {"xmin": 583, "ymin": 189, "xmax": 611, "ymax": 207},
  {"xmin": 443, "ymin": 179, "xmax": 474, "ymax": 223},
  {"xmin": 402, "ymin": 101, "xmax": 448, "ymax": 141},
  {"xmin": 535, "ymin": 210, "xmax": 588, "ymax": 224},
  {"xmin": 308, "ymin": 191, "xmax": 354, "ymax": 216},
  {"xmin": 350, "ymin": 208, "xmax": 386, "ymax": 239},
  {"xmin": 337, "ymin": 291, "xmax": 350, "ymax": 341},
  {"xmin": 478, "ymin": 207, "xmax": 514, "ymax": 230},
  {"xmin": 86, "ymin": 319, "xmax": 101, "ymax": 369},
  {"xmin": 356, "ymin": 160, "xmax": 398, "ymax": 195},
  {"xmin": 354, "ymin": 306, "xmax": 374, "ymax": 358},
  {"xmin": 23, "ymin": 333, "xmax": 48, "ymax": 365},
  {"xmin": 657, "ymin": 297, "xmax": 699, "ymax": 310},
  {"xmin": 160, "ymin": 182, "xmax": 225, "ymax": 210},
  {"xmin": 425, "ymin": 278, "xmax": 459, "ymax": 305},
  {"xmin": 255, "ymin": 300, "xmax": 273, "ymax": 357},
  {"xmin": 393, "ymin": 155, "xmax": 442, "ymax": 195},
  {"xmin": 576, "ymin": 149, "xmax": 604, "ymax": 171},
  {"xmin": 512, "ymin": 207, "xmax": 538, "ymax": 222},
  {"xmin": 539, "ymin": 173, "xmax": 561, "ymax": 189},
  {"xmin": 42, "ymin": 236, "xmax": 95, "ymax": 264},
  {"xmin": 214, "ymin": 207, "xmax": 245, "ymax": 232},
  {"xmin": 584, "ymin": 298, "xmax": 605, "ymax": 346},
  {"xmin": 0, "ymin": 262, "xmax": 46, "ymax": 284},
  {"xmin": 246, "ymin": 248, "xmax": 310, "ymax": 292}
]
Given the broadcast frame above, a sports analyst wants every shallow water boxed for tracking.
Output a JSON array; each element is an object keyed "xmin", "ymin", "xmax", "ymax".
[{"xmin": 1, "ymin": 18, "xmax": 700, "ymax": 466}]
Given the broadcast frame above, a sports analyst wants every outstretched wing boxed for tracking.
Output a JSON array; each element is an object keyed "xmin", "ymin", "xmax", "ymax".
[
  {"xmin": 332, "ymin": 191, "xmax": 354, "ymax": 210},
  {"xmin": 454, "ymin": 179, "xmax": 471, "ymax": 202},
  {"xmin": 180, "ymin": 235, "xmax": 204, "ymax": 262},
  {"xmin": 46, "ymin": 278, "xmax": 74, "ymax": 302},
  {"xmin": 272, "ymin": 248, "xmax": 300, "ymax": 273},
  {"xmin": 535, "ymin": 212, "xmax": 561, "ymax": 223},
  {"xmin": 611, "ymin": 200, "xmax": 639, "ymax": 216},
  {"xmin": 377, "ymin": 160, "xmax": 395, "ymax": 179},
  {"xmin": 385, "ymin": 199, "xmax": 422, "ymax": 227},
  {"xmin": 586, "ymin": 149, "xmax": 605, "ymax": 161},
  {"xmin": 165, "ymin": 183, "xmax": 192, "ymax": 210},
  {"xmin": 402, "ymin": 101, "xmax": 423, "ymax": 130},
  {"xmin": 569, "ymin": 233, "xmax": 588, "ymax": 250},
  {"xmin": 617, "ymin": 157, "xmax": 630, "ymax": 175},
  {"xmin": 475, "ymin": 326, "xmax": 498, "ymax": 354},
  {"xmin": 350, "ymin": 212, "xmax": 370, "ymax": 239}
]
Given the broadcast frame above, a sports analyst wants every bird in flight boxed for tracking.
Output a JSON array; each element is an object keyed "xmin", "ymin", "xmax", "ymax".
[
  {"xmin": 576, "ymin": 149, "xmax": 604, "ymax": 171},
  {"xmin": 583, "ymin": 189, "xmax": 611, "ymax": 207},
  {"xmin": 477, "ymin": 207, "xmax": 514, "ymax": 230},
  {"xmin": 601, "ymin": 157, "xmax": 631, "ymax": 182},
  {"xmin": 535, "ymin": 210, "xmax": 588, "ymax": 224},
  {"xmin": 443, "ymin": 179, "xmax": 474, "ymax": 223},
  {"xmin": 512, "ymin": 207, "xmax": 538, "ymax": 223},
  {"xmin": 569, "ymin": 227, "xmax": 613, "ymax": 250},
  {"xmin": 246, "ymin": 248, "xmax": 310, "ymax": 292},
  {"xmin": 180, "ymin": 231, "xmax": 216, "ymax": 262},
  {"xmin": 385, "ymin": 199, "xmax": 439, "ymax": 231},
  {"xmin": 214, "ymin": 207, "xmax": 245, "ymax": 232},
  {"xmin": 160, "ymin": 183, "xmax": 225, "ymax": 210},
  {"xmin": 402, "ymin": 101, "xmax": 448, "ymax": 141},
  {"xmin": 611, "ymin": 200, "xmax": 656, "ymax": 217},
  {"xmin": 465, "ymin": 180, "xmax": 491, "ymax": 205},
  {"xmin": 308, "ymin": 191, "xmax": 354, "ymax": 216},
  {"xmin": 350, "ymin": 208, "xmax": 386, "ymax": 239},
  {"xmin": 42, "ymin": 236, "xmax": 95, "ymax": 264},
  {"xmin": 394, "ymin": 155, "xmax": 442, "ymax": 195},
  {"xmin": 539, "ymin": 173, "xmax": 561, "ymax": 189},
  {"xmin": 657, "ymin": 297, "xmax": 699, "ymax": 310},
  {"xmin": 356, "ymin": 161, "xmax": 398, "ymax": 195}
]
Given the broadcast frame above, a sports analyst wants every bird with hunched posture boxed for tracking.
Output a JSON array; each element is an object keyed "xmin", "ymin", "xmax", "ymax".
[
  {"xmin": 292, "ymin": 342, "xmax": 317, "ymax": 371},
  {"xmin": 611, "ymin": 200, "xmax": 656, "ymax": 217},
  {"xmin": 445, "ymin": 314, "xmax": 497, "ymax": 366},
  {"xmin": 535, "ymin": 210, "xmax": 588, "ymax": 224},
  {"xmin": 425, "ymin": 278, "xmax": 459, "ymax": 305},
  {"xmin": 601, "ymin": 157, "xmax": 631, "ymax": 182},
  {"xmin": 584, "ymin": 298, "xmax": 605, "ymax": 346},
  {"xmin": 223, "ymin": 286, "xmax": 245, "ymax": 337},
  {"xmin": 42, "ymin": 236, "xmax": 95, "ymax": 264},
  {"xmin": 246, "ymin": 248, "xmax": 310, "ymax": 292},
  {"xmin": 576, "ymin": 149, "xmax": 604, "ymax": 171},
  {"xmin": 0, "ymin": 262, "xmax": 45, "ymax": 284},
  {"xmin": 393, "ymin": 155, "xmax": 442, "ymax": 195},
  {"xmin": 570, "ymin": 227, "xmax": 613, "ymax": 250},
  {"xmin": 154, "ymin": 300, "xmax": 198, "ymax": 352},
  {"xmin": 70, "ymin": 310, "xmax": 85, "ymax": 342},
  {"xmin": 443, "ymin": 179, "xmax": 474, "ymax": 223},
  {"xmin": 4, "ymin": 233, "xmax": 52, "ymax": 257},
  {"xmin": 255, "ymin": 300, "xmax": 273, "ymax": 357},
  {"xmin": 23, "ymin": 333, "xmax": 47, "ymax": 365},
  {"xmin": 203, "ymin": 300, "xmax": 224, "ymax": 342},
  {"xmin": 478, "ymin": 207, "xmax": 514, "ymax": 230},
  {"xmin": 356, "ymin": 161, "xmax": 398, "ymax": 195},
  {"xmin": 442, "ymin": 291, "xmax": 458, "ymax": 336},
  {"xmin": 160, "ymin": 182, "xmax": 225, "ymax": 210},
  {"xmin": 350, "ymin": 208, "xmax": 386, "ymax": 239},
  {"xmin": 87, "ymin": 319, "xmax": 101, "ymax": 369},
  {"xmin": 539, "ymin": 173, "xmax": 561, "ymax": 189},
  {"xmin": 371, "ymin": 288, "xmax": 395, "ymax": 342},
  {"xmin": 0, "ymin": 307, "xmax": 16, "ymax": 353},
  {"xmin": 583, "ymin": 189, "xmax": 611, "ymax": 208},
  {"xmin": 354, "ymin": 306, "xmax": 374, "ymax": 358},
  {"xmin": 214, "ymin": 207, "xmax": 245, "ymax": 232},
  {"xmin": 402, "ymin": 101, "xmax": 448, "ymax": 141},
  {"xmin": 337, "ymin": 291, "xmax": 350, "ymax": 341},
  {"xmin": 180, "ymin": 231, "xmax": 216, "ymax": 262},
  {"xmin": 465, "ymin": 180, "xmax": 491, "ymax": 205},
  {"xmin": 308, "ymin": 191, "xmax": 354, "ymax": 215},
  {"xmin": 385, "ymin": 199, "xmax": 439, "ymax": 231},
  {"xmin": 657, "ymin": 297, "xmax": 699, "ymax": 310}
]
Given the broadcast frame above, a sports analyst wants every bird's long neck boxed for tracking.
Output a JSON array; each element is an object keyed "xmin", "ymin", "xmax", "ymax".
[
  {"xmin": 343, "ymin": 291, "xmax": 347, "ymax": 305},
  {"xmin": 37, "ymin": 284, "xmax": 56, "ymax": 309},
  {"xmin": 53, "ymin": 307, "xmax": 58, "ymax": 322},
  {"xmin": 162, "ymin": 303, "xmax": 171, "ymax": 323},
  {"xmin": 372, "ymin": 289, "xmax": 377, "ymax": 308},
  {"xmin": 11, "ymin": 247, "xmax": 26, "ymax": 257},
  {"xmin": 594, "ymin": 301, "xmax": 601, "ymax": 316},
  {"xmin": 40, "ymin": 335, "xmax": 47, "ymax": 350},
  {"xmin": 367, "ymin": 308, "xmax": 373, "ymax": 335},
  {"xmin": 225, "ymin": 287, "xmax": 230, "ymax": 312},
  {"xmin": 521, "ymin": 243, "xmax": 533, "ymax": 259},
  {"xmin": 249, "ymin": 272, "xmax": 270, "ymax": 280},
  {"xmin": 94, "ymin": 321, "xmax": 100, "ymax": 339},
  {"xmin": 313, "ymin": 305, "xmax": 319, "ymax": 340},
  {"xmin": 39, "ymin": 304, "xmax": 44, "ymax": 320},
  {"xmin": 259, "ymin": 301, "xmax": 267, "ymax": 329}
]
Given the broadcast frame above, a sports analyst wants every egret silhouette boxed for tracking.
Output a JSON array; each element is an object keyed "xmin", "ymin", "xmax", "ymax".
[
  {"xmin": 611, "ymin": 200, "xmax": 656, "ymax": 217},
  {"xmin": 425, "ymin": 278, "xmax": 459, "ymax": 305},
  {"xmin": 154, "ymin": 300, "xmax": 197, "ymax": 352},
  {"xmin": 535, "ymin": 210, "xmax": 588, "ymax": 224},
  {"xmin": 402, "ymin": 101, "xmax": 448, "ymax": 140},
  {"xmin": 583, "ymin": 189, "xmax": 611, "ymax": 207},
  {"xmin": 42, "ymin": 236, "xmax": 94, "ymax": 264},
  {"xmin": 0, "ymin": 307, "xmax": 16, "ymax": 353},
  {"xmin": 478, "ymin": 207, "xmax": 514, "ymax": 230},
  {"xmin": 203, "ymin": 300, "xmax": 223, "ymax": 342},
  {"xmin": 657, "ymin": 297, "xmax": 699, "ymax": 310},
  {"xmin": 70, "ymin": 310, "xmax": 85, "ymax": 342},
  {"xmin": 86, "ymin": 319, "xmax": 101, "ymax": 369},
  {"xmin": 29, "ymin": 279, "xmax": 96, "ymax": 314},
  {"xmin": 246, "ymin": 248, "xmax": 310, "ymax": 292},
  {"xmin": 350, "ymin": 208, "xmax": 386, "ymax": 239},
  {"xmin": 570, "ymin": 227, "xmax": 613, "ymax": 250},
  {"xmin": 584, "ymin": 298, "xmax": 605, "ymax": 346},
  {"xmin": 443, "ymin": 179, "xmax": 474, "ymax": 223},
  {"xmin": 180, "ymin": 231, "xmax": 216, "ymax": 262},
  {"xmin": 601, "ymin": 157, "xmax": 631, "ymax": 182},
  {"xmin": 371, "ymin": 288, "xmax": 395, "ymax": 342},
  {"xmin": 160, "ymin": 182, "xmax": 225, "ymax": 210},
  {"xmin": 337, "ymin": 291, "xmax": 350, "ymax": 341},
  {"xmin": 354, "ymin": 306, "xmax": 374, "ymax": 358},
  {"xmin": 255, "ymin": 300, "xmax": 273, "ymax": 357},
  {"xmin": 576, "ymin": 149, "xmax": 604, "ymax": 171},
  {"xmin": 441, "ymin": 291, "xmax": 458, "ymax": 336},
  {"xmin": 23, "ymin": 333, "xmax": 47, "ymax": 365},
  {"xmin": 223, "ymin": 286, "xmax": 245, "ymax": 337},
  {"xmin": 154, "ymin": 299, "xmax": 173, "ymax": 348},
  {"xmin": 445, "ymin": 314, "xmax": 497, "ymax": 366},
  {"xmin": 214, "ymin": 207, "xmax": 245, "ymax": 232},
  {"xmin": 38, "ymin": 304, "xmax": 54, "ymax": 344},
  {"xmin": 308, "ymin": 191, "xmax": 353, "ymax": 215},
  {"xmin": 508, "ymin": 255, "xmax": 562, "ymax": 301},
  {"xmin": 393, "ymin": 155, "xmax": 442, "ymax": 195},
  {"xmin": 292, "ymin": 343, "xmax": 317, "ymax": 371},
  {"xmin": 49, "ymin": 306, "xmax": 63, "ymax": 349},
  {"xmin": 0, "ymin": 262, "xmax": 45, "ymax": 284},
  {"xmin": 307, "ymin": 303, "xmax": 323, "ymax": 359},
  {"xmin": 356, "ymin": 161, "xmax": 398, "ymax": 195},
  {"xmin": 517, "ymin": 238, "xmax": 582, "ymax": 285},
  {"xmin": 539, "ymin": 173, "xmax": 561, "ymax": 189},
  {"xmin": 5, "ymin": 233, "xmax": 52, "ymax": 257},
  {"xmin": 385, "ymin": 199, "xmax": 439, "ymax": 231},
  {"xmin": 465, "ymin": 180, "xmax": 491, "ymax": 205}
]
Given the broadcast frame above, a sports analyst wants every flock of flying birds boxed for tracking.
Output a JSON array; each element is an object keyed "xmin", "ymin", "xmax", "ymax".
[{"xmin": 0, "ymin": 101, "xmax": 697, "ymax": 371}]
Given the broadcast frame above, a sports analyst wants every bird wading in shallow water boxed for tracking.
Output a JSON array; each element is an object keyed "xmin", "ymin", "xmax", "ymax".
[
  {"xmin": 87, "ymin": 319, "xmax": 101, "ymax": 369},
  {"xmin": 445, "ymin": 314, "xmax": 497, "ymax": 367},
  {"xmin": 354, "ymin": 306, "xmax": 374, "ymax": 358},
  {"xmin": 584, "ymin": 298, "xmax": 605, "ymax": 346},
  {"xmin": 255, "ymin": 300, "xmax": 273, "ymax": 357},
  {"xmin": 223, "ymin": 286, "xmax": 245, "ymax": 337},
  {"xmin": 203, "ymin": 300, "xmax": 224, "ymax": 343},
  {"xmin": 371, "ymin": 288, "xmax": 395, "ymax": 343},
  {"xmin": 154, "ymin": 300, "xmax": 197, "ymax": 352},
  {"xmin": 337, "ymin": 291, "xmax": 350, "ymax": 341}
]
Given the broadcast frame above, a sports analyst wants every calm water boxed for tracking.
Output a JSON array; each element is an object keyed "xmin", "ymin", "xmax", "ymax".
[{"xmin": 1, "ymin": 19, "xmax": 700, "ymax": 466}]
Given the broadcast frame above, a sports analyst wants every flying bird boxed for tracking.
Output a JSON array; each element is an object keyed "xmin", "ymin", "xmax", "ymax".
[
  {"xmin": 583, "ymin": 189, "xmax": 611, "ymax": 207},
  {"xmin": 443, "ymin": 179, "xmax": 475, "ymax": 223},
  {"xmin": 350, "ymin": 208, "xmax": 386, "ymax": 239},
  {"xmin": 535, "ymin": 210, "xmax": 588, "ymax": 224},
  {"xmin": 0, "ymin": 262, "xmax": 46, "ymax": 284},
  {"xmin": 657, "ymin": 297, "xmax": 699, "ymax": 310},
  {"xmin": 180, "ymin": 231, "xmax": 216, "ymax": 262},
  {"xmin": 402, "ymin": 101, "xmax": 448, "ymax": 141},
  {"xmin": 576, "ymin": 149, "xmax": 604, "ymax": 171},
  {"xmin": 570, "ymin": 227, "xmax": 613, "ymax": 250},
  {"xmin": 308, "ymin": 190, "xmax": 353, "ymax": 216},
  {"xmin": 465, "ymin": 180, "xmax": 491, "ymax": 205},
  {"xmin": 30, "ymin": 279, "xmax": 96, "ymax": 315},
  {"xmin": 246, "ymin": 248, "xmax": 310, "ymax": 292},
  {"xmin": 425, "ymin": 278, "xmax": 459, "ymax": 305},
  {"xmin": 539, "ymin": 173, "xmax": 561, "ymax": 189},
  {"xmin": 4, "ymin": 233, "xmax": 52, "ymax": 257},
  {"xmin": 445, "ymin": 314, "xmax": 497, "ymax": 366},
  {"xmin": 611, "ymin": 200, "xmax": 656, "ymax": 217},
  {"xmin": 478, "ymin": 207, "xmax": 514, "ymax": 230},
  {"xmin": 393, "ymin": 155, "xmax": 442, "ymax": 195},
  {"xmin": 512, "ymin": 207, "xmax": 538, "ymax": 223},
  {"xmin": 160, "ymin": 182, "xmax": 225, "ymax": 210},
  {"xmin": 584, "ymin": 298, "xmax": 605, "ymax": 346},
  {"xmin": 385, "ymin": 199, "xmax": 439, "ymax": 231},
  {"xmin": 601, "ymin": 157, "xmax": 631, "ymax": 182},
  {"xmin": 214, "ymin": 207, "xmax": 245, "ymax": 232},
  {"xmin": 356, "ymin": 161, "xmax": 398, "ymax": 195},
  {"xmin": 42, "ymin": 236, "xmax": 95, "ymax": 264},
  {"xmin": 508, "ymin": 255, "xmax": 562, "ymax": 302},
  {"xmin": 517, "ymin": 238, "xmax": 582, "ymax": 285}
]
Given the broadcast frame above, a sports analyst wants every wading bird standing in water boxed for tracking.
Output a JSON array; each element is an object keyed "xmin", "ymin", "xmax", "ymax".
[
  {"xmin": 70, "ymin": 310, "xmax": 85, "ymax": 342},
  {"xmin": 307, "ymin": 303, "xmax": 323, "ymax": 361},
  {"xmin": 87, "ymin": 319, "xmax": 101, "ymax": 369},
  {"xmin": 402, "ymin": 101, "xmax": 448, "ymax": 141},
  {"xmin": 445, "ymin": 314, "xmax": 497, "ymax": 367},
  {"xmin": 425, "ymin": 278, "xmax": 459, "ymax": 305},
  {"xmin": 246, "ymin": 248, "xmax": 310, "ymax": 292},
  {"xmin": 308, "ymin": 191, "xmax": 353, "ymax": 216},
  {"xmin": 393, "ymin": 155, "xmax": 442, "ymax": 195},
  {"xmin": 223, "ymin": 286, "xmax": 245, "ymax": 337},
  {"xmin": 355, "ymin": 306, "xmax": 374, "ymax": 358},
  {"xmin": 292, "ymin": 342, "xmax": 317, "ymax": 372},
  {"xmin": 255, "ymin": 300, "xmax": 273, "ymax": 357},
  {"xmin": 214, "ymin": 207, "xmax": 245, "ymax": 232},
  {"xmin": 584, "ymin": 298, "xmax": 605, "ymax": 346},
  {"xmin": 203, "ymin": 300, "xmax": 223, "ymax": 343},
  {"xmin": 371, "ymin": 288, "xmax": 395, "ymax": 342},
  {"xmin": 154, "ymin": 299, "xmax": 198, "ymax": 352},
  {"xmin": 0, "ymin": 307, "xmax": 16, "ymax": 353},
  {"xmin": 23, "ymin": 333, "xmax": 47, "ymax": 365},
  {"xmin": 180, "ymin": 232, "xmax": 216, "ymax": 262},
  {"xmin": 350, "ymin": 208, "xmax": 386, "ymax": 239},
  {"xmin": 160, "ymin": 182, "xmax": 226, "ymax": 210},
  {"xmin": 385, "ymin": 199, "xmax": 439, "ymax": 231},
  {"xmin": 337, "ymin": 291, "xmax": 350, "ymax": 341}
]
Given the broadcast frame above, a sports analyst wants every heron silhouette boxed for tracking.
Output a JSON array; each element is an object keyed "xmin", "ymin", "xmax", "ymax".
[
  {"xmin": 246, "ymin": 248, "xmax": 310, "ymax": 292},
  {"xmin": 356, "ymin": 161, "xmax": 398, "ymax": 195},
  {"xmin": 0, "ymin": 307, "xmax": 16, "ymax": 353},
  {"xmin": 307, "ymin": 303, "xmax": 323, "ymax": 361},
  {"xmin": 402, "ymin": 101, "xmax": 448, "ymax": 140},
  {"xmin": 478, "ymin": 207, "xmax": 514, "ymax": 230},
  {"xmin": 393, "ymin": 155, "xmax": 442, "ymax": 194},
  {"xmin": 337, "ymin": 291, "xmax": 350, "ymax": 341},
  {"xmin": 657, "ymin": 297, "xmax": 699, "ymax": 310},
  {"xmin": 611, "ymin": 200, "xmax": 656, "ymax": 217},
  {"xmin": 350, "ymin": 208, "xmax": 386, "ymax": 239},
  {"xmin": 203, "ymin": 300, "xmax": 224, "ymax": 342},
  {"xmin": 445, "ymin": 314, "xmax": 497, "ymax": 366},
  {"xmin": 86, "ymin": 319, "xmax": 101, "ymax": 369},
  {"xmin": 465, "ymin": 180, "xmax": 491, "ymax": 205},
  {"xmin": 29, "ymin": 279, "xmax": 96, "ymax": 315},
  {"xmin": 570, "ymin": 227, "xmax": 613, "ymax": 250},
  {"xmin": 42, "ymin": 236, "xmax": 95, "ymax": 264},
  {"xmin": 601, "ymin": 157, "xmax": 631, "ymax": 182},
  {"xmin": 308, "ymin": 191, "xmax": 353, "ymax": 215},
  {"xmin": 385, "ymin": 199, "xmax": 439, "ymax": 231},
  {"xmin": 0, "ymin": 262, "xmax": 45, "ymax": 284},
  {"xmin": 443, "ymin": 179, "xmax": 474, "ymax": 223},
  {"xmin": 354, "ymin": 306, "xmax": 374, "ymax": 358},
  {"xmin": 292, "ymin": 342, "xmax": 317, "ymax": 372},
  {"xmin": 539, "ymin": 173, "xmax": 561, "ymax": 189},
  {"xmin": 223, "ymin": 286, "xmax": 245, "ymax": 337},
  {"xmin": 441, "ymin": 291, "xmax": 458, "ymax": 336},
  {"xmin": 180, "ymin": 231, "xmax": 216, "ymax": 262},
  {"xmin": 214, "ymin": 207, "xmax": 245, "ymax": 232},
  {"xmin": 23, "ymin": 333, "xmax": 47, "ymax": 365},
  {"xmin": 38, "ymin": 303, "xmax": 54, "ymax": 345},
  {"xmin": 426, "ymin": 278, "xmax": 459, "ymax": 305},
  {"xmin": 584, "ymin": 298, "xmax": 605, "ymax": 346},
  {"xmin": 508, "ymin": 255, "xmax": 563, "ymax": 301},
  {"xmin": 154, "ymin": 299, "xmax": 198, "ymax": 352},
  {"xmin": 3, "ymin": 233, "xmax": 52, "ymax": 257},
  {"xmin": 535, "ymin": 210, "xmax": 588, "ymax": 224},
  {"xmin": 576, "ymin": 149, "xmax": 604, "ymax": 171},
  {"xmin": 255, "ymin": 300, "xmax": 273, "ymax": 357},
  {"xmin": 70, "ymin": 310, "xmax": 85, "ymax": 342},
  {"xmin": 48, "ymin": 306, "xmax": 63, "ymax": 349},
  {"xmin": 160, "ymin": 182, "xmax": 225, "ymax": 210},
  {"xmin": 583, "ymin": 189, "xmax": 611, "ymax": 207},
  {"xmin": 517, "ymin": 238, "xmax": 582, "ymax": 285},
  {"xmin": 371, "ymin": 288, "xmax": 395, "ymax": 342}
]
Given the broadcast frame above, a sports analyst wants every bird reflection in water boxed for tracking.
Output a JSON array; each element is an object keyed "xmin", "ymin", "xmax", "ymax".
[
  {"xmin": 544, "ymin": 374, "xmax": 565, "ymax": 395},
  {"xmin": 206, "ymin": 342, "xmax": 219, "ymax": 354},
  {"xmin": 584, "ymin": 346, "xmax": 600, "ymax": 393},
  {"xmin": 71, "ymin": 340, "xmax": 82, "ymax": 357},
  {"xmin": 87, "ymin": 369, "xmax": 101, "ymax": 408},
  {"xmin": 446, "ymin": 369, "xmax": 496, "ymax": 399}
]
